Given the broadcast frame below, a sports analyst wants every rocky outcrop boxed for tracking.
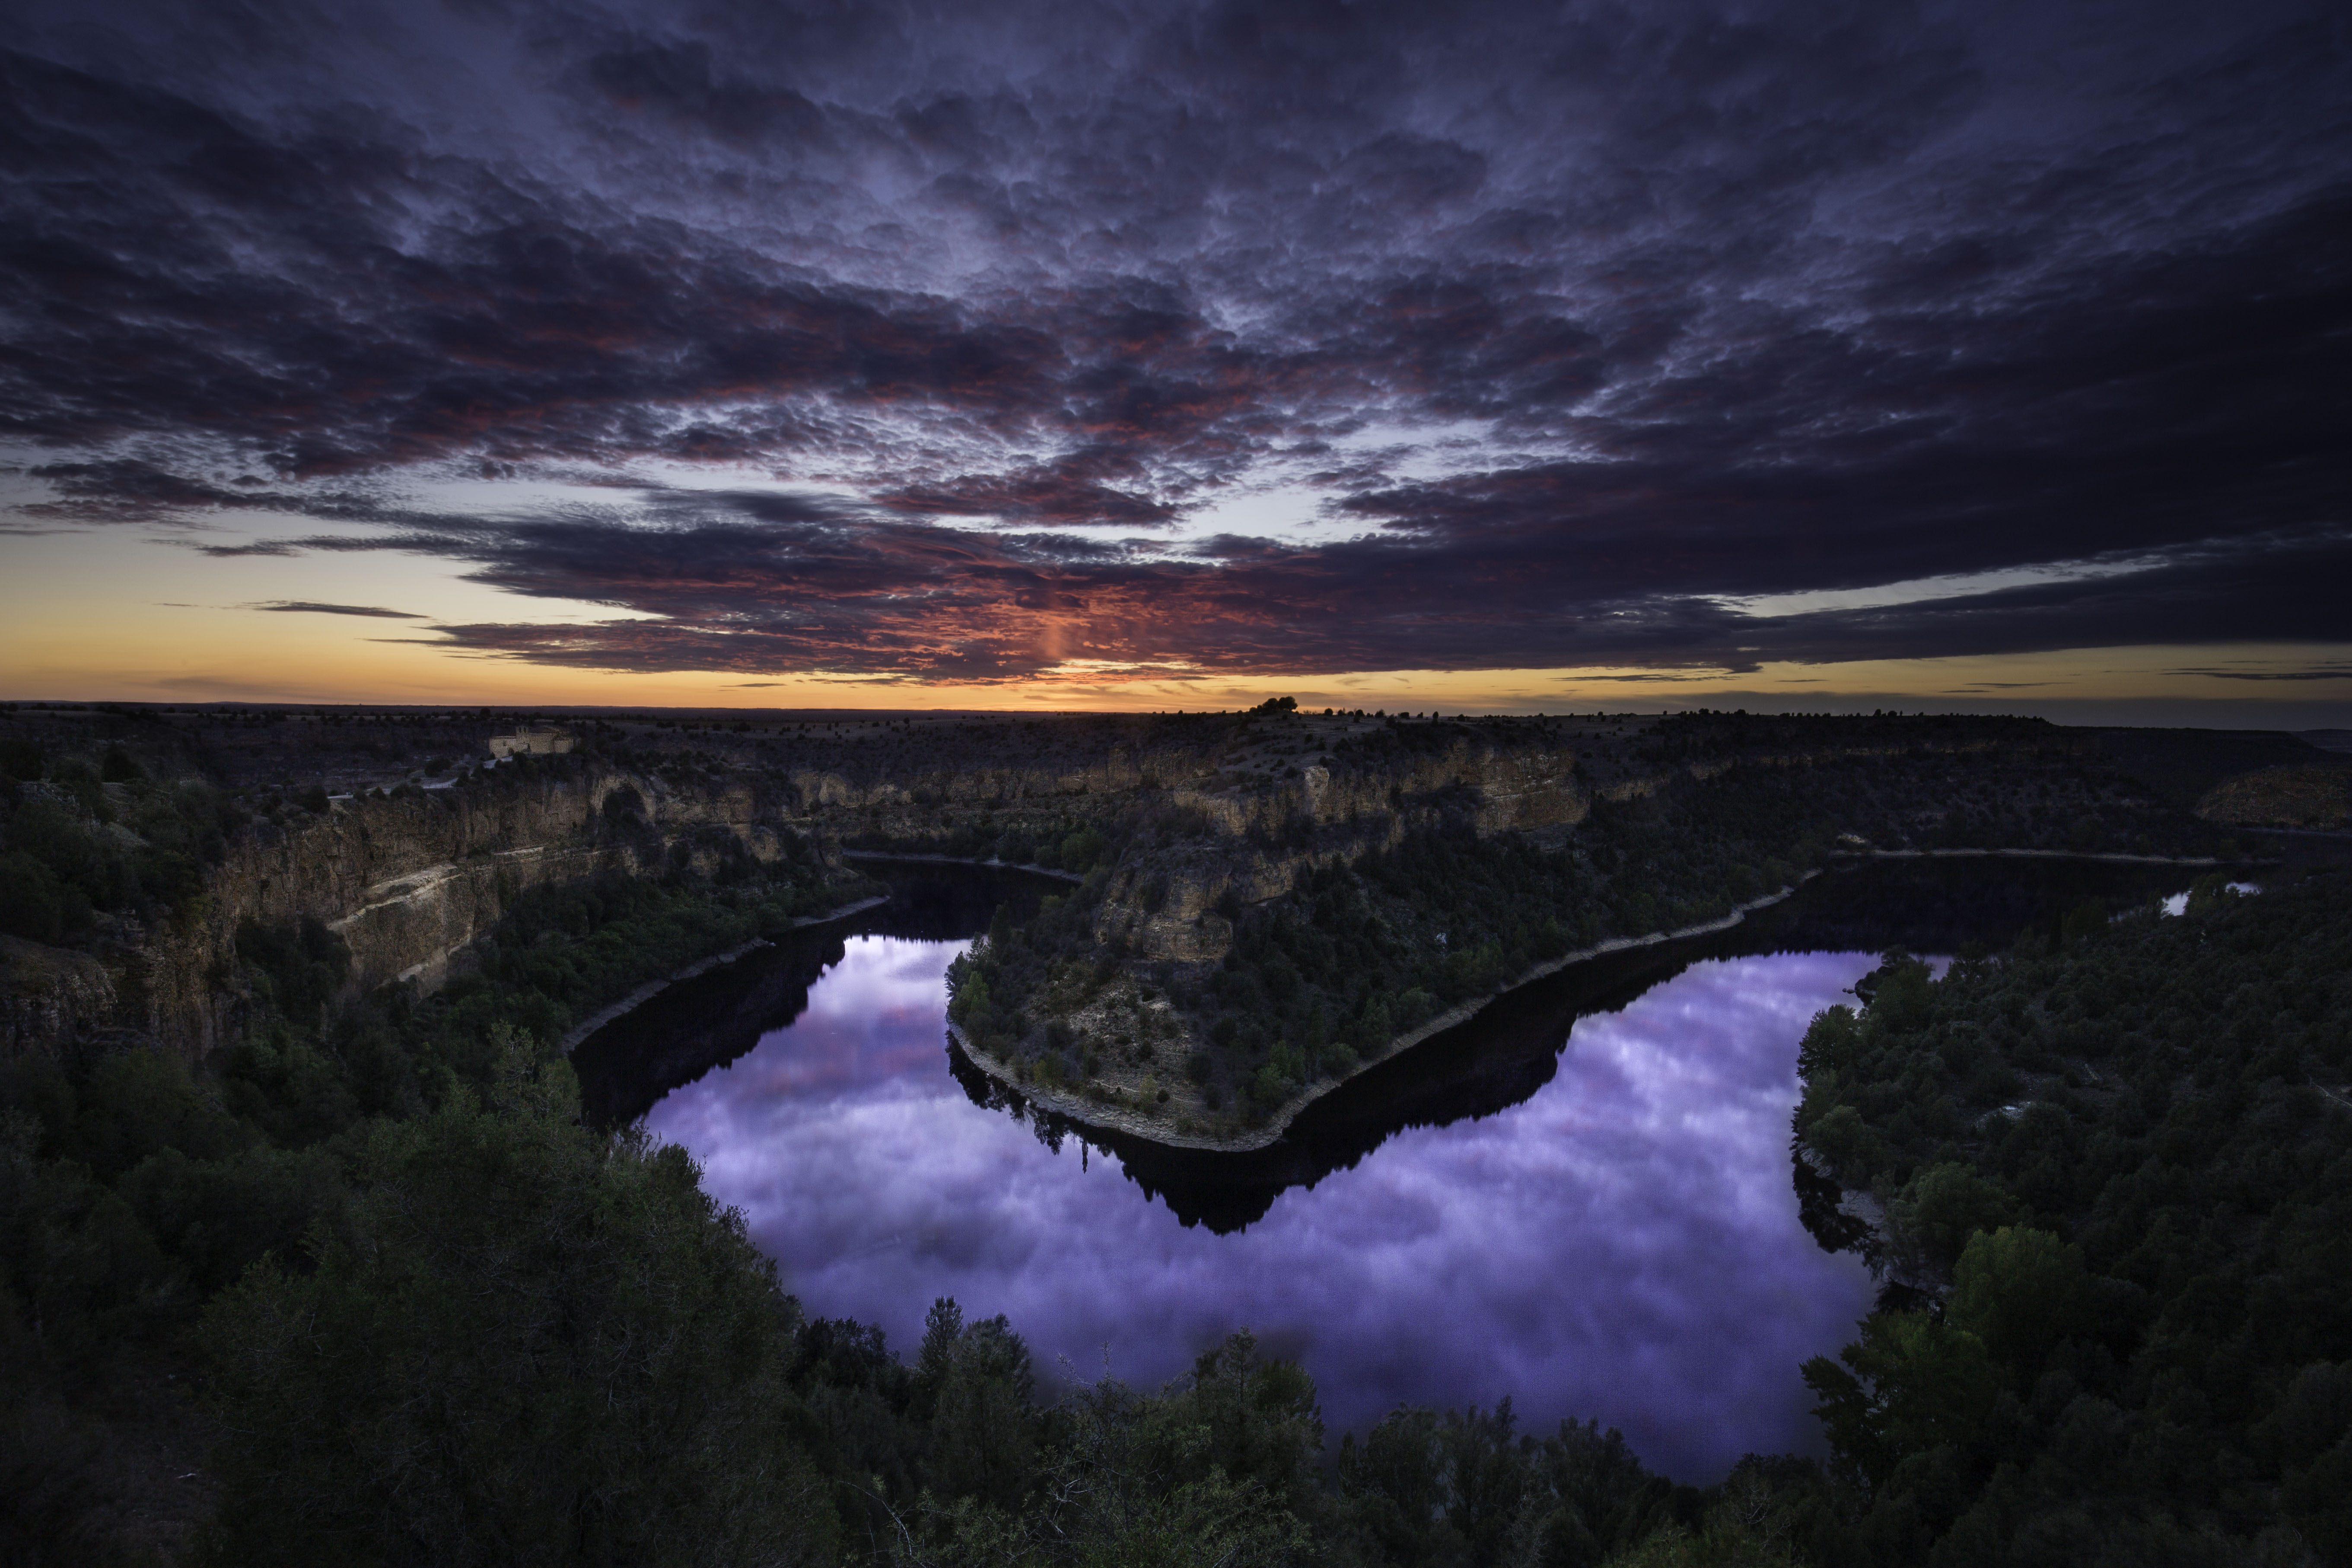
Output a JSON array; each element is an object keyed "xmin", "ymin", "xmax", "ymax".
[
  {"xmin": 1089, "ymin": 737, "xmax": 1590, "ymax": 968},
  {"xmin": 2196, "ymin": 764, "xmax": 2352, "ymax": 829},
  {"xmin": 1, "ymin": 936, "xmax": 120, "ymax": 1060},
  {"xmin": 2, "ymin": 763, "xmax": 834, "ymax": 1062},
  {"xmin": 786, "ymin": 741, "xmax": 1208, "ymax": 809}
]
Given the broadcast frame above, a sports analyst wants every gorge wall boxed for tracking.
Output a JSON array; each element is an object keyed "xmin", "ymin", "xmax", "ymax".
[
  {"xmin": 1, "ymin": 708, "xmax": 1595, "ymax": 1060},
  {"xmin": 6, "ymin": 703, "xmax": 2324, "ymax": 1072},
  {"xmin": 3, "ymin": 759, "xmax": 812, "ymax": 1060}
]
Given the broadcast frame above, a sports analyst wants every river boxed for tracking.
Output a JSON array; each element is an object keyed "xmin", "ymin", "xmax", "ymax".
[{"xmin": 570, "ymin": 856, "xmax": 2225, "ymax": 1482}]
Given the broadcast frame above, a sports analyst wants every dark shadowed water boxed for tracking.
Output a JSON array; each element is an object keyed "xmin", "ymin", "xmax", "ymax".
[{"xmin": 573, "ymin": 856, "xmax": 2227, "ymax": 1482}]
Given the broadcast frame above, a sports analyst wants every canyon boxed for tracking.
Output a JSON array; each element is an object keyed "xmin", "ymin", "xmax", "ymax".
[{"xmin": 3, "ymin": 702, "xmax": 2338, "ymax": 1155}]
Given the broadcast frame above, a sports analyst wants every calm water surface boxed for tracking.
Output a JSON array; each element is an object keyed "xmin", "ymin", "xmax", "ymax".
[{"xmin": 643, "ymin": 935, "xmax": 1884, "ymax": 1481}]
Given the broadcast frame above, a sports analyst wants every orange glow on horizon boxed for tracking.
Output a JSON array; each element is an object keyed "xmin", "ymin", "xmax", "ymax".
[{"xmin": 3, "ymin": 526, "xmax": 2346, "ymax": 720}]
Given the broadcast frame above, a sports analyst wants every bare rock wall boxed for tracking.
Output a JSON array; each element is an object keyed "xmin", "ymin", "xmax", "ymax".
[{"xmin": 3, "ymin": 765, "xmax": 826, "ymax": 1062}]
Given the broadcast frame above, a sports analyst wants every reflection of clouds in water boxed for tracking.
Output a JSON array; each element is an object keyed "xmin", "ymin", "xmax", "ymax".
[
  {"xmin": 2162, "ymin": 882, "xmax": 2260, "ymax": 917},
  {"xmin": 647, "ymin": 936, "xmax": 1880, "ymax": 1482},
  {"xmin": 651, "ymin": 937, "xmax": 969, "ymax": 1121}
]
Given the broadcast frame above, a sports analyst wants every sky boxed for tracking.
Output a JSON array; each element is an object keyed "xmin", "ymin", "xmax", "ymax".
[{"xmin": 2, "ymin": 0, "xmax": 2347, "ymax": 719}]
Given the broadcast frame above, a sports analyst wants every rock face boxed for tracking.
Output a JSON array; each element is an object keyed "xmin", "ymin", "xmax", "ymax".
[
  {"xmin": 216, "ymin": 770, "xmax": 794, "ymax": 991},
  {"xmin": 1094, "ymin": 735, "xmax": 1590, "ymax": 968},
  {"xmin": 799, "ymin": 726, "xmax": 1597, "ymax": 970},
  {"xmin": 486, "ymin": 726, "xmax": 576, "ymax": 758},
  {"xmin": 2196, "ymin": 764, "xmax": 2352, "ymax": 829},
  {"xmin": 1, "ymin": 936, "xmax": 120, "ymax": 1053},
  {"xmin": 2, "ymin": 763, "xmax": 821, "ymax": 1062},
  {"xmin": 811, "ymin": 727, "xmax": 1598, "ymax": 971},
  {"xmin": 3, "ymin": 712, "xmax": 1597, "ymax": 1060}
]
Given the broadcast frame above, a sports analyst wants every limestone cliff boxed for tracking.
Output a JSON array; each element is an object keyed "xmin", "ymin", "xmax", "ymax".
[
  {"xmin": 3, "ymin": 760, "xmax": 832, "ymax": 1061},
  {"xmin": 3, "ymin": 704, "xmax": 2295, "ymax": 1083}
]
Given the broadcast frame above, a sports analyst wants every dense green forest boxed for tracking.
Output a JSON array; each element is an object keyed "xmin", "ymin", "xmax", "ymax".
[
  {"xmin": 4, "ymin": 704, "xmax": 2342, "ymax": 1563},
  {"xmin": 2, "ymin": 894, "xmax": 1802, "ymax": 1565},
  {"xmin": 0, "ymin": 1056, "xmax": 1799, "ymax": 1564},
  {"xmin": 0, "ymin": 837, "xmax": 876, "ymax": 1563},
  {"xmin": 1789, "ymin": 869, "xmax": 2352, "ymax": 1563},
  {"xmin": 14, "ymin": 863, "xmax": 2344, "ymax": 1563},
  {"xmin": 0, "ymin": 737, "xmax": 248, "ymax": 945}
]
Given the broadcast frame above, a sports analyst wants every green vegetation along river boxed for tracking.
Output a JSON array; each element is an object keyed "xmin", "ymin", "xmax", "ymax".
[{"xmin": 570, "ymin": 857, "xmax": 2240, "ymax": 1485}]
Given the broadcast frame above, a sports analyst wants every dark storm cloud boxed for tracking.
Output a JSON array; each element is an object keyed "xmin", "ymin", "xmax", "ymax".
[
  {"xmin": 192, "ymin": 540, "xmax": 303, "ymax": 557},
  {"xmin": 2168, "ymin": 663, "xmax": 2352, "ymax": 682},
  {"xmin": 3, "ymin": 0, "xmax": 2347, "ymax": 678},
  {"xmin": 875, "ymin": 468, "xmax": 1181, "ymax": 528},
  {"xmin": 248, "ymin": 601, "xmax": 423, "ymax": 618},
  {"xmin": 24, "ymin": 459, "xmax": 255, "ymax": 518},
  {"xmin": 274, "ymin": 485, "xmax": 2334, "ymax": 681}
]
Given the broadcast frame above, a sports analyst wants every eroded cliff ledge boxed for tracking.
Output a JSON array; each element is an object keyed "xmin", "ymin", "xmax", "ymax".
[{"xmin": 2, "ymin": 703, "xmax": 2325, "ymax": 1089}]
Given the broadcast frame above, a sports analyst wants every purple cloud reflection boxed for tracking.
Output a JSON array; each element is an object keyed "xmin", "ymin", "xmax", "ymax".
[{"xmin": 646, "ymin": 937, "xmax": 1880, "ymax": 1481}]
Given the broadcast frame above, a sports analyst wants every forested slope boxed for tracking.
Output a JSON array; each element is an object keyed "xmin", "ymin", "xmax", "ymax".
[
  {"xmin": 959, "ymin": 712, "xmax": 2257, "ymax": 1145},
  {"xmin": 1792, "ymin": 870, "xmax": 2352, "ymax": 1563},
  {"xmin": 0, "ymin": 914, "xmax": 1804, "ymax": 1566}
]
